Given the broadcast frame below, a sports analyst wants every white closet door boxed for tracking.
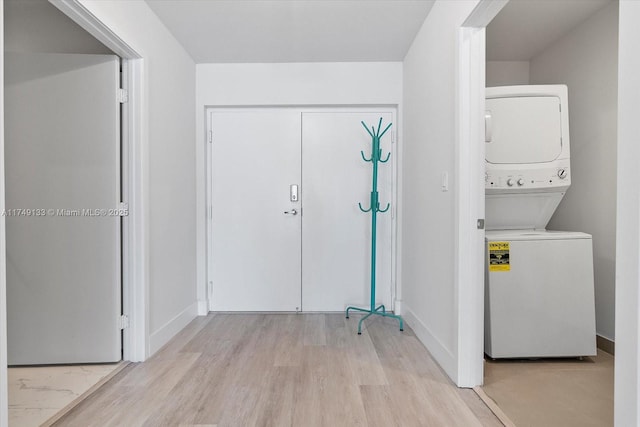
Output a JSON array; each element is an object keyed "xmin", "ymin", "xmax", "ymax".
[
  {"xmin": 5, "ymin": 53, "xmax": 122, "ymax": 364},
  {"xmin": 210, "ymin": 110, "xmax": 302, "ymax": 311},
  {"xmin": 301, "ymin": 112, "xmax": 394, "ymax": 311}
]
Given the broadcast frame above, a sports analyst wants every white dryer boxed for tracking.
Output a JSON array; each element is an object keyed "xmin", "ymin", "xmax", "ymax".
[{"xmin": 484, "ymin": 85, "xmax": 596, "ymax": 359}]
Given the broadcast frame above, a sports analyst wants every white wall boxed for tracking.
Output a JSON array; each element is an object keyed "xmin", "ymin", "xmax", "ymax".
[
  {"xmin": 75, "ymin": 0, "xmax": 198, "ymax": 355},
  {"xmin": 195, "ymin": 62, "xmax": 403, "ymax": 311},
  {"xmin": 615, "ymin": 1, "xmax": 640, "ymax": 424},
  {"xmin": 529, "ymin": 1, "xmax": 618, "ymax": 342},
  {"xmin": 486, "ymin": 60, "xmax": 529, "ymax": 86},
  {"xmin": 402, "ymin": 0, "xmax": 480, "ymax": 383},
  {"xmin": 4, "ymin": 0, "xmax": 110, "ymax": 54}
]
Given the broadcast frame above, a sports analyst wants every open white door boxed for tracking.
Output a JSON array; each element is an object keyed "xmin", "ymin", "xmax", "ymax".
[{"xmin": 5, "ymin": 52, "xmax": 122, "ymax": 364}]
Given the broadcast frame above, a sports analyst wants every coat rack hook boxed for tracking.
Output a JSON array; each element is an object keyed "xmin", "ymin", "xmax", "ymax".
[
  {"xmin": 379, "ymin": 151, "xmax": 391, "ymax": 163},
  {"xmin": 361, "ymin": 150, "xmax": 373, "ymax": 162},
  {"xmin": 361, "ymin": 121, "xmax": 375, "ymax": 138},
  {"xmin": 378, "ymin": 122, "xmax": 392, "ymax": 139},
  {"xmin": 377, "ymin": 202, "xmax": 390, "ymax": 213},
  {"xmin": 358, "ymin": 202, "xmax": 372, "ymax": 213}
]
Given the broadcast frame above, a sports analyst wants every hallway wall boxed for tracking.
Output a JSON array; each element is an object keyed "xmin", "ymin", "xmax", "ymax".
[
  {"xmin": 401, "ymin": 0, "xmax": 480, "ymax": 384},
  {"xmin": 76, "ymin": 0, "xmax": 198, "ymax": 355}
]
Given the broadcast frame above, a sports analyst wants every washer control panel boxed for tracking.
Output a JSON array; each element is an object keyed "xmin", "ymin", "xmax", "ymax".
[{"xmin": 486, "ymin": 165, "xmax": 570, "ymax": 191}]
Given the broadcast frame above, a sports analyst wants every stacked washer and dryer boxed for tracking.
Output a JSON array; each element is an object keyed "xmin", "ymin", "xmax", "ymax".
[{"xmin": 484, "ymin": 85, "xmax": 597, "ymax": 359}]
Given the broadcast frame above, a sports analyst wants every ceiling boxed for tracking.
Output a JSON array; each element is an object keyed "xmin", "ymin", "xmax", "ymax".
[
  {"xmin": 487, "ymin": 0, "xmax": 613, "ymax": 61},
  {"xmin": 144, "ymin": 0, "xmax": 435, "ymax": 63},
  {"xmin": 145, "ymin": 0, "xmax": 614, "ymax": 64}
]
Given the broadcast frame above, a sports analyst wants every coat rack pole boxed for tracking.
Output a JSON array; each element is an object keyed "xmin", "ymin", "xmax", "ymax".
[{"xmin": 346, "ymin": 118, "xmax": 404, "ymax": 335}]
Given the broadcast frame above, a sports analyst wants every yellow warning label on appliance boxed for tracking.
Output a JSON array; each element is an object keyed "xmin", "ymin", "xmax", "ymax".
[{"xmin": 488, "ymin": 241, "xmax": 510, "ymax": 272}]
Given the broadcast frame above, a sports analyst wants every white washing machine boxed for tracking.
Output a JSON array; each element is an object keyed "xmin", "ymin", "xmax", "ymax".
[
  {"xmin": 485, "ymin": 230, "xmax": 596, "ymax": 358},
  {"xmin": 484, "ymin": 85, "xmax": 596, "ymax": 358}
]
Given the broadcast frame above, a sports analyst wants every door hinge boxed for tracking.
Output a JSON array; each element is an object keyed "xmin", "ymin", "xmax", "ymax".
[
  {"xmin": 208, "ymin": 130, "xmax": 213, "ymax": 143},
  {"xmin": 477, "ymin": 219, "xmax": 485, "ymax": 229},
  {"xmin": 117, "ymin": 88, "xmax": 129, "ymax": 104},
  {"xmin": 119, "ymin": 202, "xmax": 129, "ymax": 217},
  {"xmin": 119, "ymin": 314, "xmax": 130, "ymax": 330}
]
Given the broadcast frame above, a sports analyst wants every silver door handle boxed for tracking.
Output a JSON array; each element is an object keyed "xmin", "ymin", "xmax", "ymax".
[{"xmin": 284, "ymin": 209, "xmax": 298, "ymax": 215}]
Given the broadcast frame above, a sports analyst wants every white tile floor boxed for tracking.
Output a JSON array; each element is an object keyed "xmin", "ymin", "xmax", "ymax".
[
  {"xmin": 9, "ymin": 363, "xmax": 123, "ymax": 427},
  {"xmin": 482, "ymin": 350, "xmax": 614, "ymax": 427}
]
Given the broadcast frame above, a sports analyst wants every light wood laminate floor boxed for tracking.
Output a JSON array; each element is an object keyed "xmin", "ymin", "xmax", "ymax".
[{"xmin": 54, "ymin": 313, "xmax": 501, "ymax": 427}]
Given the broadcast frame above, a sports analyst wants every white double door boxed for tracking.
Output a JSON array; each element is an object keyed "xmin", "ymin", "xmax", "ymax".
[{"xmin": 209, "ymin": 109, "xmax": 395, "ymax": 311}]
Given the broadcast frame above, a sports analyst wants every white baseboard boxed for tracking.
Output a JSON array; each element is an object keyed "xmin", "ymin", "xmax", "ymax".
[
  {"xmin": 394, "ymin": 299, "xmax": 403, "ymax": 314},
  {"xmin": 197, "ymin": 299, "xmax": 209, "ymax": 316},
  {"xmin": 403, "ymin": 305, "xmax": 457, "ymax": 382},
  {"xmin": 149, "ymin": 302, "xmax": 198, "ymax": 356}
]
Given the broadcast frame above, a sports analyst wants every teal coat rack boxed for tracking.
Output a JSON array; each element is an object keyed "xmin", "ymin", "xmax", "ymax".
[{"xmin": 346, "ymin": 118, "xmax": 404, "ymax": 335}]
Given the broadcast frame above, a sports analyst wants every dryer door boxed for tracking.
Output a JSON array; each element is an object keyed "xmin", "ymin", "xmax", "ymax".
[{"xmin": 486, "ymin": 96, "xmax": 563, "ymax": 164}]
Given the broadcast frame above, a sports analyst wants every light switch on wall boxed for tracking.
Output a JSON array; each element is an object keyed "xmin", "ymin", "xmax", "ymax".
[{"xmin": 442, "ymin": 172, "xmax": 449, "ymax": 192}]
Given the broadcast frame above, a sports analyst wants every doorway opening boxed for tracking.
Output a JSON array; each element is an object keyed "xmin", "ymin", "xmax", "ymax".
[
  {"xmin": 465, "ymin": 0, "xmax": 617, "ymax": 425},
  {"xmin": 3, "ymin": 0, "xmax": 146, "ymax": 423}
]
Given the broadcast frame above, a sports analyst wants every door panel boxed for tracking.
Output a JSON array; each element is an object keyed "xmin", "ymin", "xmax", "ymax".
[
  {"xmin": 301, "ymin": 112, "xmax": 394, "ymax": 311},
  {"xmin": 5, "ymin": 53, "xmax": 121, "ymax": 364},
  {"xmin": 210, "ymin": 110, "xmax": 302, "ymax": 311}
]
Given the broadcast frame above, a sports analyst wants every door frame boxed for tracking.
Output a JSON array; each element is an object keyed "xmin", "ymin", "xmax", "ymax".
[
  {"xmin": 458, "ymin": 3, "xmax": 640, "ymax": 425},
  {"xmin": 205, "ymin": 106, "xmax": 399, "ymax": 313},
  {"xmin": 50, "ymin": 0, "xmax": 149, "ymax": 362},
  {"xmin": 1, "ymin": 3, "xmax": 7, "ymax": 424},
  {"xmin": 455, "ymin": 0, "xmax": 508, "ymax": 387}
]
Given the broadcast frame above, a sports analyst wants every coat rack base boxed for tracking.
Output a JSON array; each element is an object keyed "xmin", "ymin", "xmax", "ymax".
[{"xmin": 345, "ymin": 305, "xmax": 404, "ymax": 335}]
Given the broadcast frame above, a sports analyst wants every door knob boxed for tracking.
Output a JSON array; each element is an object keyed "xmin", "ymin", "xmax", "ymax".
[{"xmin": 284, "ymin": 209, "xmax": 298, "ymax": 215}]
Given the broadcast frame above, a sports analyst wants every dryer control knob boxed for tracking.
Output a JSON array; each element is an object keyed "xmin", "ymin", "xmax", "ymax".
[
  {"xmin": 517, "ymin": 178, "xmax": 524, "ymax": 186},
  {"xmin": 506, "ymin": 178, "xmax": 514, "ymax": 187},
  {"xmin": 558, "ymin": 169, "xmax": 567, "ymax": 179}
]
